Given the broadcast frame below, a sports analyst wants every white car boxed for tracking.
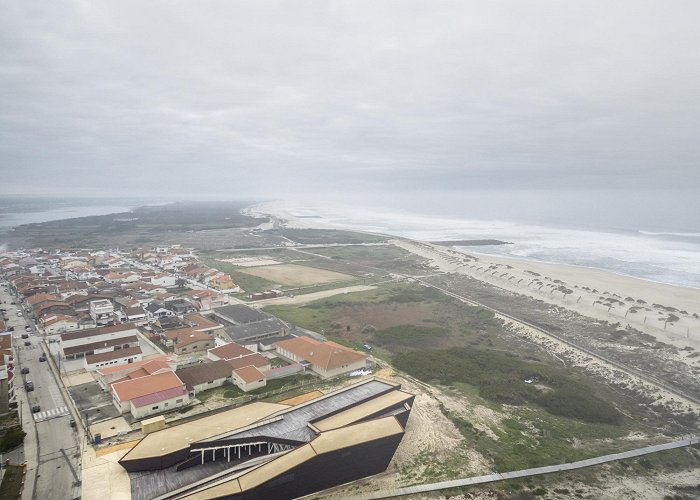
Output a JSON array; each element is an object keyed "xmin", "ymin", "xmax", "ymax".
[{"xmin": 17, "ymin": 311, "xmax": 22, "ymax": 316}]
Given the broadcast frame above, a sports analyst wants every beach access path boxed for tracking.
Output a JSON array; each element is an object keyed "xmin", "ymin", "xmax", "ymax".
[{"xmin": 346, "ymin": 435, "xmax": 700, "ymax": 499}]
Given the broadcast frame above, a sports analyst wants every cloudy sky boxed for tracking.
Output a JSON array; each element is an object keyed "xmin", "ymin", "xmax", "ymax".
[{"xmin": 1, "ymin": 1, "xmax": 699, "ymax": 199}]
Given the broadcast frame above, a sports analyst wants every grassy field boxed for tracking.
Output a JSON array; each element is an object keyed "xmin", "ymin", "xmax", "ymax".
[
  {"xmin": 394, "ymin": 348, "xmax": 621, "ymax": 425},
  {"xmin": 304, "ymin": 244, "xmax": 432, "ymax": 275},
  {"xmin": 276, "ymin": 228, "xmax": 388, "ymax": 244},
  {"xmin": 200, "ymin": 255, "xmax": 278, "ymax": 293},
  {"xmin": 236, "ymin": 263, "xmax": 354, "ymax": 287}
]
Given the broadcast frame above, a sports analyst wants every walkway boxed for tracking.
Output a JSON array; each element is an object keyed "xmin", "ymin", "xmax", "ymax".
[{"xmin": 349, "ymin": 436, "xmax": 699, "ymax": 499}]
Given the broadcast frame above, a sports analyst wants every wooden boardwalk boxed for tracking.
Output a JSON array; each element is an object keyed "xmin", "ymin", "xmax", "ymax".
[{"xmin": 347, "ymin": 436, "xmax": 699, "ymax": 499}]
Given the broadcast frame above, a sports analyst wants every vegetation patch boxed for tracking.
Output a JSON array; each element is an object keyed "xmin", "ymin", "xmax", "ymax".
[
  {"xmin": 373, "ymin": 325, "xmax": 449, "ymax": 349},
  {"xmin": 395, "ymin": 348, "xmax": 622, "ymax": 425},
  {"xmin": 0, "ymin": 426, "xmax": 26, "ymax": 453},
  {"xmin": 0, "ymin": 464, "xmax": 24, "ymax": 499}
]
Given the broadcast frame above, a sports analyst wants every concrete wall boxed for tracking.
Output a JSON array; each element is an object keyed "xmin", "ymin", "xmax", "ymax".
[
  {"xmin": 130, "ymin": 393, "xmax": 189, "ymax": 419},
  {"xmin": 175, "ymin": 339, "xmax": 214, "ymax": 355},
  {"xmin": 84, "ymin": 351, "xmax": 143, "ymax": 371},
  {"xmin": 314, "ymin": 359, "xmax": 367, "ymax": 379}
]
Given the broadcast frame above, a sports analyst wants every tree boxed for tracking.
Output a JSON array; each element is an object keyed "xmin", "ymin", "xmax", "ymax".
[{"xmin": 175, "ymin": 277, "xmax": 187, "ymax": 288}]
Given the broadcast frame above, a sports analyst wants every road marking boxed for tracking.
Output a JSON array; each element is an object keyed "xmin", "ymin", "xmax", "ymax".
[{"xmin": 33, "ymin": 405, "xmax": 69, "ymax": 422}]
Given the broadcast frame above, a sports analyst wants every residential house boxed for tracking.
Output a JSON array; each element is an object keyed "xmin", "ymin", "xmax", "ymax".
[
  {"xmin": 274, "ymin": 336, "xmax": 367, "ymax": 378},
  {"xmin": 111, "ymin": 371, "xmax": 189, "ymax": 419},
  {"xmin": 41, "ymin": 314, "xmax": 81, "ymax": 335},
  {"xmin": 175, "ymin": 360, "xmax": 233, "ymax": 397},
  {"xmin": 161, "ymin": 328, "xmax": 214, "ymax": 355},
  {"xmin": 231, "ymin": 365, "xmax": 266, "ymax": 392},
  {"xmin": 146, "ymin": 302, "xmax": 176, "ymax": 319},
  {"xmin": 95, "ymin": 355, "xmax": 175, "ymax": 390},
  {"xmin": 207, "ymin": 342, "xmax": 254, "ymax": 362},
  {"xmin": 85, "ymin": 346, "xmax": 142, "ymax": 371}
]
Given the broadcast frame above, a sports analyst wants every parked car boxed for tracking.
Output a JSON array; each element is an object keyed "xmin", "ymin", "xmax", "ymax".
[
  {"xmin": 25, "ymin": 326, "xmax": 31, "ymax": 331},
  {"xmin": 23, "ymin": 341, "xmax": 31, "ymax": 346},
  {"xmin": 17, "ymin": 311, "xmax": 22, "ymax": 316},
  {"xmin": 21, "ymin": 333, "xmax": 29, "ymax": 339},
  {"xmin": 39, "ymin": 355, "xmax": 46, "ymax": 362},
  {"xmin": 25, "ymin": 381, "xmax": 34, "ymax": 391},
  {"xmin": 21, "ymin": 367, "xmax": 29, "ymax": 374},
  {"xmin": 31, "ymin": 405, "xmax": 41, "ymax": 413},
  {"xmin": 362, "ymin": 344, "xmax": 373, "ymax": 351}
]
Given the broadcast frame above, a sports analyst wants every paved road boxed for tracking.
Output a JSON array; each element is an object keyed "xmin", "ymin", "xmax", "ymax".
[
  {"xmin": 348, "ymin": 436, "xmax": 700, "ymax": 499},
  {"xmin": 1, "ymin": 284, "xmax": 81, "ymax": 500}
]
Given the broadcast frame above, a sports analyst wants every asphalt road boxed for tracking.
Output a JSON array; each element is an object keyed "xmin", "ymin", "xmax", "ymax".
[{"xmin": 2, "ymin": 284, "xmax": 81, "ymax": 500}]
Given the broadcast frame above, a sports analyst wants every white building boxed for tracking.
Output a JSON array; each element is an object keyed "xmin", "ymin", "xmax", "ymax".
[{"xmin": 89, "ymin": 299, "xmax": 114, "ymax": 326}]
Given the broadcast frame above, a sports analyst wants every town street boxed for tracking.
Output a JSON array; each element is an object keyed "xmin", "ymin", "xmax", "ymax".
[{"xmin": 2, "ymin": 284, "xmax": 81, "ymax": 500}]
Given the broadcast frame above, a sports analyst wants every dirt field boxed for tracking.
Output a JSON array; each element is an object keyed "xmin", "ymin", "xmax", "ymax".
[{"xmin": 236, "ymin": 263, "xmax": 354, "ymax": 287}]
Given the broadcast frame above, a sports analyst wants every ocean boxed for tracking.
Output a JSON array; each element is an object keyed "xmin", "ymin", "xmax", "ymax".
[{"xmin": 253, "ymin": 189, "xmax": 700, "ymax": 290}]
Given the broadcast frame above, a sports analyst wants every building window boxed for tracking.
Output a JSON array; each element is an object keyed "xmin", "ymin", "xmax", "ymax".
[
  {"xmin": 151, "ymin": 406, "xmax": 159, "ymax": 410},
  {"xmin": 176, "ymin": 399, "xmax": 183, "ymax": 403}
]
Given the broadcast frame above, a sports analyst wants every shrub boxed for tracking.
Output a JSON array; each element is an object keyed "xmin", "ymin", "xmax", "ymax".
[{"xmin": 0, "ymin": 426, "xmax": 26, "ymax": 452}]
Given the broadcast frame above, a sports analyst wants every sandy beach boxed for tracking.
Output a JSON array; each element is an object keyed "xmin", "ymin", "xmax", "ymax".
[{"xmin": 399, "ymin": 240, "xmax": 700, "ymax": 352}]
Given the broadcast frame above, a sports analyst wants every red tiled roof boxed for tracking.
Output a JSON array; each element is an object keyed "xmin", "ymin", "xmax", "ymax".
[
  {"xmin": 226, "ymin": 353, "xmax": 269, "ymax": 370},
  {"xmin": 208, "ymin": 342, "xmax": 253, "ymax": 360},
  {"xmin": 185, "ymin": 314, "xmax": 221, "ymax": 331},
  {"xmin": 95, "ymin": 355, "xmax": 174, "ymax": 376},
  {"xmin": 131, "ymin": 386, "xmax": 188, "ymax": 408},
  {"xmin": 112, "ymin": 371, "xmax": 184, "ymax": 402},
  {"xmin": 274, "ymin": 336, "xmax": 366, "ymax": 371},
  {"xmin": 26, "ymin": 293, "xmax": 59, "ymax": 306},
  {"xmin": 233, "ymin": 365, "xmax": 265, "ymax": 384}
]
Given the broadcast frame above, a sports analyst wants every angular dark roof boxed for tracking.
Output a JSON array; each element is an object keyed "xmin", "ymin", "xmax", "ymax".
[
  {"xmin": 223, "ymin": 317, "xmax": 286, "ymax": 342},
  {"xmin": 175, "ymin": 360, "xmax": 233, "ymax": 390},
  {"xmin": 213, "ymin": 304, "xmax": 267, "ymax": 325}
]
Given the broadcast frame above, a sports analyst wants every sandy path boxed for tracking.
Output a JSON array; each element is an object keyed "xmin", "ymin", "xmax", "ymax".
[{"xmin": 249, "ymin": 284, "xmax": 376, "ymax": 306}]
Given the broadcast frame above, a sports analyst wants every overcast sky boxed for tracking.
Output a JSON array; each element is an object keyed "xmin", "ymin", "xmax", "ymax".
[{"xmin": 1, "ymin": 1, "xmax": 699, "ymax": 199}]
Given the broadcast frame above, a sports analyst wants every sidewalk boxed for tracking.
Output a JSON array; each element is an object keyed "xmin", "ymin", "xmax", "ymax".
[{"xmin": 10, "ymin": 386, "xmax": 38, "ymax": 500}]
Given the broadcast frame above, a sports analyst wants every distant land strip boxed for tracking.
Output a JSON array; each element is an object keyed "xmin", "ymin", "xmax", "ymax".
[{"xmin": 430, "ymin": 239, "xmax": 512, "ymax": 246}]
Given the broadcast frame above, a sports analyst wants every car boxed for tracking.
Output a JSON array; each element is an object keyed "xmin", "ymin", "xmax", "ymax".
[
  {"xmin": 362, "ymin": 344, "xmax": 373, "ymax": 351},
  {"xmin": 17, "ymin": 312, "xmax": 22, "ymax": 316},
  {"xmin": 39, "ymin": 355, "xmax": 46, "ymax": 362},
  {"xmin": 25, "ymin": 326, "xmax": 31, "ymax": 331},
  {"xmin": 21, "ymin": 367, "xmax": 29, "ymax": 374},
  {"xmin": 31, "ymin": 405, "xmax": 41, "ymax": 413},
  {"xmin": 23, "ymin": 341, "xmax": 31, "ymax": 346},
  {"xmin": 24, "ymin": 381, "xmax": 34, "ymax": 391},
  {"xmin": 21, "ymin": 333, "xmax": 28, "ymax": 339}
]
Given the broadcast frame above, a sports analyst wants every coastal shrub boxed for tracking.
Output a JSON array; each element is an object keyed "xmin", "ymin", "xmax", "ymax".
[
  {"xmin": 373, "ymin": 325, "xmax": 448, "ymax": 348},
  {"xmin": 394, "ymin": 348, "xmax": 621, "ymax": 425}
]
